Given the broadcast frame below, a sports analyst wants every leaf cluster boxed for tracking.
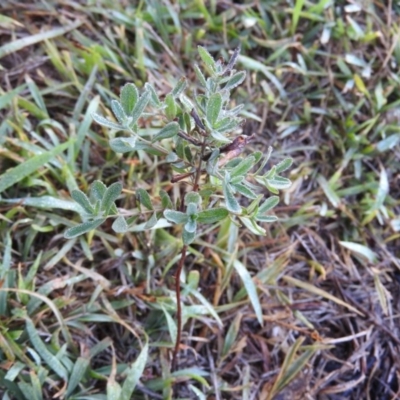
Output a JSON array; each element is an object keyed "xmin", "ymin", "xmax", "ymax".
[{"xmin": 67, "ymin": 46, "xmax": 292, "ymax": 244}]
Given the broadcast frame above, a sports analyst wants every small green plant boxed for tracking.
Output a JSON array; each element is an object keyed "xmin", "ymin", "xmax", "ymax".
[{"xmin": 64, "ymin": 46, "xmax": 292, "ymax": 370}]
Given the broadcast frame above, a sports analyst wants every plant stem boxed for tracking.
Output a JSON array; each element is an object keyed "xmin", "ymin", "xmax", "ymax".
[{"xmin": 171, "ymin": 135, "xmax": 208, "ymax": 372}]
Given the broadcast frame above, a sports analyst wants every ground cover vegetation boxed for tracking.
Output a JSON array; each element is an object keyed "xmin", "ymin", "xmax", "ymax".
[{"xmin": 0, "ymin": 1, "xmax": 399, "ymax": 399}]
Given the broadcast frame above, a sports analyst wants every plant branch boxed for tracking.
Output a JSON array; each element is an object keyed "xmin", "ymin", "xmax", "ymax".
[{"xmin": 171, "ymin": 133, "xmax": 208, "ymax": 372}]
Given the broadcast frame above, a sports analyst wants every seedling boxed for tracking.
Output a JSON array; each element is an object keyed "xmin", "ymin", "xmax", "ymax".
[{"xmin": 64, "ymin": 46, "xmax": 292, "ymax": 371}]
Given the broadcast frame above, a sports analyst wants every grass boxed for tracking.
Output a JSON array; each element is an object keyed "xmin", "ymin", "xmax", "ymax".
[{"xmin": 1, "ymin": 0, "xmax": 400, "ymax": 399}]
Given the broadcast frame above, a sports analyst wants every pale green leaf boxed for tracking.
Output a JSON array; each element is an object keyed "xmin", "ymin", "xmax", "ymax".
[
  {"xmin": 64, "ymin": 218, "xmax": 106, "ymax": 239},
  {"xmin": 71, "ymin": 189, "xmax": 94, "ymax": 214},
  {"xmin": 164, "ymin": 209, "xmax": 188, "ymax": 224},
  {"xmin": 0, "ymin": 140, "xmax": 72, "ymax": 194},
  {"xmin": 109, "ymin": 137, "xmax": 137, "ymax": 153},
  {"xmin": 224, "ymin": 71, "xmax": 246, "ymax": 90},
  {"xmin": 136, "ymin": 188, "xmax": 153, "ymax": 210},
  {"xmin": 120, "ymin": 341, "xmax": 148, "ymax": 400},
  {"xmin": 111, "ymin": 99, "xmax": 126, "ymax": 124},
  {"xmin": 101, "ymin": 182, "xmax": 122, "ymax": 214},
  {"xmin": 232, "ymin": 259, "xmax": 263, "ymax": 325},
  {"xmin": 339, "ymin": 241, "xmax": 377, "ymax": 263},
  {"xmin": 112, "ymin": 216, "xmax": 128, "ymax": 233},
  {"xmin": 130, "ymin": 90, "xmax": 151, "ymax": 126},
  {"xmin": 197, "ymin": 208, "xmax": 229, "ymax": 224},
  {"xmin": 152, "ymin": 121, "xmax": 179, "ymax": 142},
  {"xmin": 197, "ymin": 46, "xmax": 216, "ymax": 73},
  {"xmin": 171, "ymin": 77, "xmax": 187, "ymax": 98},
  {"xmin": 206, "ymin": 93, "xmax": 222, "ymax": 127},
  {"xmin": 120, "ymin": 83, "xmax": 139, "ymax": 115},
  {"xmin": 26, "ymin": 318, "xmax": 68, "ymax": 380},
  {"xmin": 92, "ymin": 113, "xmax": 124, "ymax": 130},
  {"xmin": 66, "ymin": 357, "xmax": 90, "ymax": 398}
]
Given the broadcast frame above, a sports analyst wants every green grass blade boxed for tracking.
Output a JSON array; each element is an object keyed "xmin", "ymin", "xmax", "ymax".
[
  {"xmin": 0, "ymin": 140, "xmax": 73, "ymax": 194},
  {"xmin": 232, "ymin": 259, "xmax": 263, "ymax": 326},
  {"xmin": 25, "ymin": 318, "xmax": 68, "ymax": 380},
  {"xmin": 120, "ymin": 340, "xmax": 148, "ymax": 400},
  {"xmin": 0, "ymin": 20, "xmax": 83, "ymax": 59}
]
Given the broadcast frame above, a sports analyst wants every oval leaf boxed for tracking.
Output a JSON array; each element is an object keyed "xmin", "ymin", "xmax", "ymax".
[
  {"xmin": 64, "ymin": 218, "xmax": 106, "ymax": 239},
  {"xmin": 136, "ymin": 188, "xmax": 153, "ymax": 210},
  {"xmin": 112, "ymin": 216, "xmax": 128, "ymax": 233},
  {"xmin": 71, "ymin": 189, "xmax": 94, "ymax": 214},
  {"xmin": 197, "ymin": 208, "xmax": 229, "ymax": 224},
  {"xmin": 164, "ymin": 209, "xmax": 188, "ymax": 224},
  {"xmin": 207, "ymin": 93, "xmax": 222, "ymax": 127},
  {"xmin": 120, "ymin": 83, "xmax": 139, "ymax": 115},
  {"xmin": 258, "ymin": 195, "xmax": 279, "ymax": 214},
  {"xmin": 152, "ymin": 122, "xmax": 179, "ymax": 142},
  {"xmin": 101, "ymin": 182, "xmax": 122, "ymax": 214}
]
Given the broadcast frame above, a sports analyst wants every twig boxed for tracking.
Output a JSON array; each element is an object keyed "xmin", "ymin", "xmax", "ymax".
[{"xmin": 171, "ymin": 135, "xmax": 208, "ymax": 372}]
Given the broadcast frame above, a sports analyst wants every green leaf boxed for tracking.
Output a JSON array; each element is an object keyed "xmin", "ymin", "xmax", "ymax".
[
  {"xmin": 255, "ymin": 215, "xmax": 278, "ymax": 222},
  {"xmin": 206, "ymin": 93, "xmax": 222, "ymax": 127},
  {"xmin": 144, "ymin": 82, "xmax": 161, "ymax": 107},
  {"xmin": 224, "ymin": 71, "xmax": 246, "ymax": 90},
  {"xmin": 120, "ymin": 340, "xmax": 148, "ymax": 400},
  {"xmin": 186, "ymin": 202, "xmax": 198, "ymax": 216},
  {"xmin": 222, "ymin": 312, "xmax": 242, "ymax": 358},
  {"xmin": 101, "ymin": 182, "xmax": 122, "ymax": 214},
  {"xmin": 66, "ymin": 357, "xmax": 90, "ymax": 398},
  {"xmin": 120, "ymin": 83, "xmax": 139, "ymax": 115},
  {"xmin": 185, "ymin": 218, "xmax": 197, "ymax": 233},
  {"xmin": 210, "ymin": 129, "xmax": 230, "ymax": 143},
  {"xmin": 165, "ymin": 93, "xmax": 177, "ymax": 120},
  {"xmin": 183, "ymin": 228, "xmax": 196, "ymax": 244},
  {"xmin": 339, "ymin": 241, "xmax": 377, "ymax": 263},
  {"xmin": 109, "ymin": 137, "xmax": 137, "ymax": 153},
  {"xmin": 90, "ymin": 180, "xmax": 107, "ymax": 201},
  {"xmin": 197, "ymin": 208, "xmax": 229, "ymax": 224},
  {"xmin": 258, "ymin": 196, "xmax": 279, "ymax": 214},
  {"xmin": 223, "ymin": 179, "xmax": 241, "ymax": 214},
  {"xmin": 92, "ymin": 113, "xmax": 124, "ymax": 130},
  {"xmin": 112, "ymin": 216, "xmax": 128, "ymax": 233},
  {"xmin": 185, "ymin": 192, "xmax": 201, "ymax": 205},
  {"xmin": 164, "ymin": 209, "xmax": 188, "ymax": 224},
  {"xmin": 291, "ymin": 0, "xmax": 306, "ymax": 35},
  {"xmin": 71, "ymin": 189, "xmax": 94, "ymax": 214},
  {"xmin": 111, "ymin": 99, "xmax": 126, "ymax": 124},
  {"xmin": 239, "ymin": 216, "xmax": 266, "ymax": 235},
  {"xmin": 144, "ymin": 212, "xmax": 158, "ymax": 229},
  {"xmin": 233, "ymin": 183, "xmax": 257, "ymax": 199},
  {"xmin": 266, "ymin": 176, "xmax": 292, "ymax": 190},
  {"xmin": 232, "ymin": 259, "xmax": 263, "ymax": 325},
  {"xmin": 194, "ymin": 64, "xmax": 207, "ymax": 87},
  {"xmin": 275, "ymin": 157, "xmax": 293, "ymax": 174},
  {"xmin": 26, "ymin": 318, "xmax": 68, "ymax": 380},
  {"xmin": 0, "ymin": 196, "xmax": 84, "ymax": 214},
  {"xmin": 107, "ymin": 379, "xmax": 122, "ymax": 400},
  {"xmin": 197, "ymin": 46, "xmax": 216, "ymax": 73},
  {"xmin": 130, "ymin": 90, "xmax": 151, "ymax": 126},
  {"xmin": 136, "ymin": 188, "xmax": 153, "ymax": 210},
  {"xmin": 160, "ymin": 190, "xmax": 173, "ymax": 209},
  {"xmin": 152, "ymin": 121, "xmax": 179, "ymax": 142},
  {"xmin": 171, "ymin": 77, "xmax": 187, "ymax": 98},
  {"xmin": 64, "ymin": 218, "xmax": 106, "ymax": 239},
  {"xmin": 0, "ymin": 140, "xmax": 72, "ymax": 194},
  {"xmin": 214, "ymin": 117, "xmax": 238, "ymax": 133},
  {"xmin": 230, "ymin": 156, "xmax": 255, "ymax": 177},
  {"xmin": 161, "ymin": 305, "xmax": 178, "ymax": 345}
]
